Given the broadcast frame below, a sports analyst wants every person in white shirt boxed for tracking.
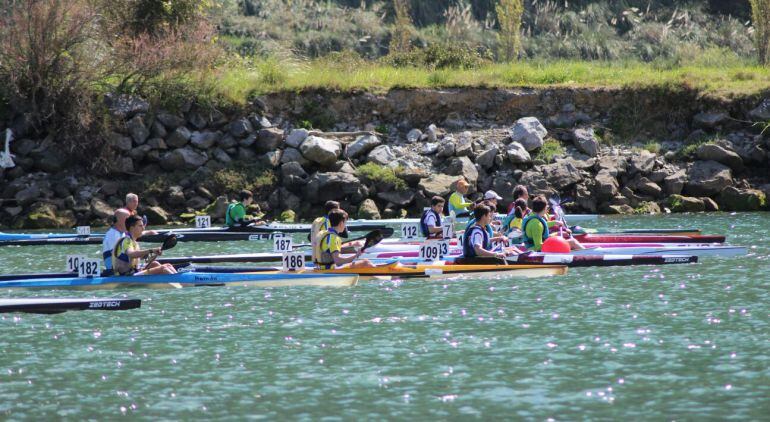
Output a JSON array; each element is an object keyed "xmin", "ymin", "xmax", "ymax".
[{"xmin": 102, "ymin": 208, "xmax": 130, "ymax": 275}]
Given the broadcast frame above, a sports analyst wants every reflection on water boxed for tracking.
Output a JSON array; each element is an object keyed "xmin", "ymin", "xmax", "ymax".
[{"xmin": 0, "ymin": 213, "xmax": 768, "ymax": 419}]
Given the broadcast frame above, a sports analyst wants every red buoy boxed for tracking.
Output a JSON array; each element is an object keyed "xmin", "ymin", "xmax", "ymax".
[{"xmin": 542, "ymin": 236, "xmax": 571, "ymax": 253}]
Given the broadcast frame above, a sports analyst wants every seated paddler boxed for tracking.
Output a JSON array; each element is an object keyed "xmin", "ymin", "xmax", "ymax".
[
  {"xmin": 460, "ymin": 204, "xmax": 522, "ymax": 262},
  {"xmin": 314, "ymin": 209, "xmax": 374, "ymax": 270},
  {"xmin": 420, "ymin": 196, "xmax": 445, "ymax": 239},
  {"xmin": 112, "ymin": 215, "xmax": 177, "ymax": 276},
  {"xmin": 522, "ymin": 196, "xmax": 585, "ymax": 252}
]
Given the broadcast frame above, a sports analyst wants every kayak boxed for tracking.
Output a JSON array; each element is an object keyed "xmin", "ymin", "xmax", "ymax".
[
  {"xmin": 0, "ymin": 297, "xmax": 141, "ymax": 313},
  {"xmin": 386, "ymin": 254, "xmax": 699, "ymax": 267},
  {"xmin": 311, "ymin": 262, "xmax": 567, "ymax": 279},
  {"xmin": 374, "ymin": 214, "xmax": 600, "ymax": 225},
  {"xmin": 0, "ymin": 271, "xmax": 358, "ymax": 290},
  {"xmin": 370, "ymin": 245, "xmax": 746, "ymax": 259},
  {"xmin": 0, "ymin": 232, "xmax": 104, "ymax": 242}
]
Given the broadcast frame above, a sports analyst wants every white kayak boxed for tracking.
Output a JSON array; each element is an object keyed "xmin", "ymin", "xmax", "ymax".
[
  {"xmin": 366, "ymin": 244, "xmax": 747, "ymax": 258},
  {"xmin": 371, "ymin": 213, "xmax": 599, "ymax": 225}
]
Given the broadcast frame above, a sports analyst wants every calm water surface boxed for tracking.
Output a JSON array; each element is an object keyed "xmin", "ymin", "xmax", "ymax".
[{"xmin": 1, "ymin": 213, "xmax": 768, "ymax": 419}]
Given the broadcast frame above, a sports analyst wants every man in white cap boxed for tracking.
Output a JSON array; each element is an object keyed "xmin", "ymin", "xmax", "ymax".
[{"xmin": 483, "ymin": 190, "xmax": 503, "ymax": 209}]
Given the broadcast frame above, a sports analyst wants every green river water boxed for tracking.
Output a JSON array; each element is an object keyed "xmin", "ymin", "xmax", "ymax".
[{"xmin": 0, "ymin": 213, "xmax": 768, "ymax": 420}]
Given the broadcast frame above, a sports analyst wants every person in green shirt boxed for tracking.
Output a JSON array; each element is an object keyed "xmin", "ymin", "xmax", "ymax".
[
  {"xmin": 522, "ymin": 196, "xmax": 584, "ymax": 251},
  {"xmin": 225, "ymin": 190, "xmax": 266, "ymax": 227},
  {"xmin": 448, "ymin": 179, "xmax": 473, "ymax": 216}
]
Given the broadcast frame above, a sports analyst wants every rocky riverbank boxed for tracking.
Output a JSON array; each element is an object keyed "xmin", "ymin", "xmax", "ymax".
[{"xmin": 1, "ymin": 87, "xmax": 768, "ymax": 229}]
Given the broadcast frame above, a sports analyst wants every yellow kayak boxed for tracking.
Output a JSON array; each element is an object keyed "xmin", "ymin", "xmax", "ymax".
[{"xmin": 313, "ymin": 262, "xmax": 567, "ymax": 279}]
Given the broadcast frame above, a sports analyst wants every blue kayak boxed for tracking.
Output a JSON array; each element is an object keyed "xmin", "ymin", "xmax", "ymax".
[{"xmin": 0, "ymin": 271, "xmax": 358, "ymax": 290}]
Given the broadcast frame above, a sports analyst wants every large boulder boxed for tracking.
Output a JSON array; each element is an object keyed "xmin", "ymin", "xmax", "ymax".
[
  {"xmin": 596, "ymin": 155, "xmax": 627, "ymax": 176},
  {"xmin": 436, "ymin": 140, "xmax": 456, "ymax": 158},
  {"xmin": 156, "ymin": 113, "xmax": 185, "ymax": 130},
  {"xmin": 159, "ymin": 148, "xmax": 208, "ymax": 171},
  {"xmin": 518, "ymin": 169, "xmax": 553, "ymax": 196},
  {"xmin": 280, "ymin": 162, "xmax": 310, "ymax": 190},
  {"xmin": 256, "ymin": 128, "xmax": 284, "ymax": 153},
  {"xmin": 357, "ymin": 199, "xmax": 381, "ymax": 220},
  {"xmin": 635, "ymin": 177, "xmax": 663, "ymax": 197},
  {"xmin": 696, "ymin": 143, "xmax": 743, "ymax": 171},
  {"xmin": 190, "ymin": 131, "xmax": 220, "ymax": 149},
  {"xmin": 505, "ymin": 142, "xmax": 532, "ymax": 164},
  {"xmin": 418, "ymin": 173, "xmax": 457, "ymax": 197},
  {"xmin": 475, "ymin": 147, "xmax": 498, "ymax": 169},
  {"xmin": 300, "ymin": 136, "xmax": 342, "ymax": 166},
  {"xmin": 90, "ymin": 198, "xmax": 113, "ymax": 219},
  {"xmin": 285, "ymin": 129, "xmax": 309, "ymax": 148},
  {"xmin": 229, "ymin": 118, "xmax": 254, "ymax": 138},
  {"xmin": 717, "ymin": 187, "xmax": 766, "ymax": 211},
  {"xmin": 629, "ymin": 150, "xmax": 656, "ymax": 175},
  {"xmin": 572, "ymin": 128, "xmax": 599, "ymax": 157},
  {"xmin": 166, "ymin": 127, "xmax": 192, "ymax": 148},
  {"xmin": 377, "ymin": 190, "xmax": 415, "ymax": 207},
  {"xmin": 684, "ymin": 160, "xmax": 732, "ymax": 196},
  {"xmin": 143, "ymin": 206, "xmax": 169, "ymax": 225},
  {"xmin": 509, "ymin": 117, "xmax": 547, "ymax": 151},
  {"xmin": 305, "ymin": 172, "xmax": 367, "ymax": 204},
  {"xmin": 693, "ymin": 112, "xmax": 728, "ymax": 129},
  {"xmin": 22, "ymin": 203, "xmax": 75, "ymax": 229},
  {"xmin": 367, "ymin": 145, "xmax": 396, "ymax": 166},
  {"xmin": 280, "ymin": 147, "xmax": 310, "ymax": 167},
  {"xmin": 14, "ymin": 185, "xmax": 42, "ymax": 206},
  {"xmin": 541, "ymin": 161, "xmax": 582, "ymax": 190},
  {"xmin": 664, "ymin": 170, "xmax": 687, "ymax": 195},
  {"xmin": 445, "ymin": 156, "xmax": 478, "ymax": 186},
  {"xmin": 126, "ymin": 115, "xmax": 150, "ymax": 145},
  {"xmin": 593, "ymin": 169, "xmax": 619, "ymax": 201},
  {"xmin": 666, "ymin": 195, "xmax": 705, "ymax": 212},
  {"xmin": 749, "ymin": 99, "xmax": 770, "ymax": 121},
  {"xmin": 346, "ymin": 134, "xmax": 381, "ymax": 159}
]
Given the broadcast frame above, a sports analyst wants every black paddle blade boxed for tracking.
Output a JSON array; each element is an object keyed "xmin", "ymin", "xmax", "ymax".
[
  {"xmin": 362, "ymin": 230, "xmax": 385, "ymax": 251},
  {"xmin": 161, "ymin": 234, "xmax": 178, "ymax": 251},
  {"xmin": 380, "ymin": 227, "xmax": 395, "ymax": 237}
]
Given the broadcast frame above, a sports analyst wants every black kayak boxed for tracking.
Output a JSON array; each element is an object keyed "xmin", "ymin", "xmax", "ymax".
[{"xmin": 0, "ymin": 298, "xmax": 141, "ymax": 314}]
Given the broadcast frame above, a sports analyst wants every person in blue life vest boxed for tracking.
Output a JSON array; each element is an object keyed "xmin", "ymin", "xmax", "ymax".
[
  {"xmin": 314, "ymin": 209, "xmax": 375, "ymax": 270},
  {"xmin": 420, "ymin": 196, "xmax": 445, "ymax": 238},
  {"xmin": 462, "ymin": 204, "xmax": 522, "ymax": 258},
  {"xmin": 102, "ymin": 208, "xmax": 130, "ymax": 275},
  {"xmin": 112, "ymin": 215, "xmax": 177, "ymax": 276}
]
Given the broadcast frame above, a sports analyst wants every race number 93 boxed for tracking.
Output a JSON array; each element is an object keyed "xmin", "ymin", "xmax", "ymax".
[
  {"xmin": 282, "ymin": 252, "xmax": 305, "ymax": 271},
  {"xmin": 77, "ymin": 258, "xmax": 101, "ymax": 278}
]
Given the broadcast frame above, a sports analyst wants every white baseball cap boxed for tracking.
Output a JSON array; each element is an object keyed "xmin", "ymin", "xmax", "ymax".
[{"xmin": 484, "ymin": 190, "xmax": 503, "ymax": 200}]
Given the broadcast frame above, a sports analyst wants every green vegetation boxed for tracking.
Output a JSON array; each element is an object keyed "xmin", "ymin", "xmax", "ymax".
[
  {"xmin": 643, "ymin": 141, "xmax": 662, "ymax": 154},
  {"xmin": 534, "ymin": 139, "xmax": 566, "ymax": 163},
  {"xmin": 496, "ymin": 0, "xmax": 524, "ymax": 61},
  {"xmin": 206, "ymin": 166, "xmax": 276, "ymax": 196},
  {"xmin": 751, "ymin": 0, "xmax": 770, "ymax": 64},
  {"xmin": 356, "ymin": 163, "xmax": 408, "ymax": 191}
]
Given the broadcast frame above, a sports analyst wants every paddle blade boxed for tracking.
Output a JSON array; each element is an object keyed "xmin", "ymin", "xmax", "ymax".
[
  {"xmin": 161, "ymin": 234, "xmax": 178, "ymax": 251},
  {"xmin": 362, "ymin": 230, "xmax": 385, "ymax": 251},
  {"xmin": 379, "ymin": 227, "xmax": 395, "ymax": 238}
]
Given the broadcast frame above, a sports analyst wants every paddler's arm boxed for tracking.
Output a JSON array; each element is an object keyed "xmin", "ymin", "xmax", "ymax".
[
  {"xmin": 126, "ymin": 247, "xmax": 159, "ymax": 259},
  {"xmin": 449, "ymin": 193, "xmax": 473, "ymax": 212},
  {"xmin": 331, "ymin": 250, "xmax": 361, "ymax": 266}
]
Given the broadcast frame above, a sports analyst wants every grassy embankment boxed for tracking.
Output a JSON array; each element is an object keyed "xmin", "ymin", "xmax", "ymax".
[{"xmin": 212, "ymin": 58, "xmax": 770, "ymax": 105}]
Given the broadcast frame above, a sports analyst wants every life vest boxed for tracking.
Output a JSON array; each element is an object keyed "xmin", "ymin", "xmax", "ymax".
[
  {"xmin": 462, "ymin": 225, "xmax": 490, "ymax": 258},
  {"xmin": 112, "ymin": 236, "xmax": 140, "ymax": 276},
  {"xmin": 310, "ymin": 216, "xmax": 330, "ymax": 263},
  {"xmin": 464, "ymin": 218, "xmax": 494, "ymax": 238},
  {"xmin": 314, "ymin": 228, "xmax": 340, "ymax": 269},
  {"xmin": 419, "ymin": 209, "xmax": 441, "ymax": 238},
  {"xmin": 521, "ymin": 214, "xmax": 550, "ymax": 249},
  {"xmin": 225, "ymin": 202, "xmax": 246, "ymax": 226}
]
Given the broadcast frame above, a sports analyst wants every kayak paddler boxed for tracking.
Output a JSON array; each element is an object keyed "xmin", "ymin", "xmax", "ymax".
[
  {"xmin": 101, "ymin": 208, "xmax": 129, "ymax": 275},
  {"xmin": 314, "ymin": 209, "xmax": 374, "ymax": 270},
  {"xmin": 506, "ymin": 184, "xmax": 529, "ymax": 214},
  {"xmin": 462, "ymin": 204, "xmax": 521, "ymax": 259},
  {"xmin": 112, "ymin": 215, "xmax": 177, "ymax": 276},
  {"xmin": 503, "ymin": 198, "xmax": 529, "ymax": 235},
  {"xmin": 521, "ymin": 196, "xmax": 584, "ymax": 251},
  {"xmin": 420, "ymin": 196, "xmax": 445, "ymax": 238},
  {"xmin": 226, "ymin": 190, "xmax": 266, "ymax": 228},
  {"xmin": 125, "ymin": 193, "xmax": 158, "ymax": 236},
  {"xmin": 448, "ymin": 178, "xmax": 473, "ymax": 216},
  {"xmin": 462, "ymin": 192, "xmax": 507, "ymax": 244}
]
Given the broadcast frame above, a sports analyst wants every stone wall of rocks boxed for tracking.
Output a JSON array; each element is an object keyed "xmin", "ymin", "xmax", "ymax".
[{"xmin": 0, "ymin": 88, "xmax": 768, "ymax": 229}]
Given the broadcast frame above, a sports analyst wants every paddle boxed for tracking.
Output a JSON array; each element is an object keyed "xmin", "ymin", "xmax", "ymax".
[
  {"xmin": 145, "ymin": 234, "xmax": 178, "ymax": 265},
  {"xmin": 295, "ymin": 228, "xmax": 392, "ymax": 249}
]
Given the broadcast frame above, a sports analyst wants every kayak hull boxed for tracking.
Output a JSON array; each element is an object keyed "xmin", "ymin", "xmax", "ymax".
[
  {"xmin": 0, "ymin": 272, "xmax": 358, "ymax": 290},
  {"xmin": 313, "ymin": 262, "xmax": 568, "ymax": 279},
  {"xmin": 0, "ymin": 298, "xmax": 141, "ymax": 313}
]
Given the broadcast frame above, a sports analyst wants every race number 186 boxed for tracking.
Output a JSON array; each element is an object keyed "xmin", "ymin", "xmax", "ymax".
[{"xmin": 282, "ymin": 252, "xmax": 305, "ymax": 271}]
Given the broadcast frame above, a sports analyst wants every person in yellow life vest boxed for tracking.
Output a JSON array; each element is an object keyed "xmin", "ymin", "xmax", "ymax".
[
  {"xmin": 448, "ymin": 179, "xmax": 473, "ymax": 216},
  {"xmin": 314, "ymin": 209, "xmax": 375, "ymax": 270},
  {"xmin": 521, "ymin": 196, "xmax": 585, "ymax": 251},
  {"xmin": 503, "ymin": 198, "xmax": 530, "ymax": 236},
  {"xmin": 112, "ymin": 215, "xmax": 177, "ymax": 276}
]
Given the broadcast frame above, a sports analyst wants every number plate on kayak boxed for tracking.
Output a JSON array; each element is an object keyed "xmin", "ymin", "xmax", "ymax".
[
  {"xmin": 195, "ymin": 215, "xmax": 211, "ymax": 228},
  {"xmin": 76, "ymin": 226, "xmax": 91, "ymax": 236},
  {"xmin": 282, "ymin": 252, "xmax": 304, "ymax": 271},
  {"xmin": 77, "ymin": 258, "xmax": 100, "ymax": 278},
  {"xmin": 419, "ymin": 240, "xmax": 449, "ymax": 261},
  {"xmin": 273, "ymin": 237, "xmax": 293, "ymax": 252},
  {"xmin": 401, "ymin": 223, "xmax": 419, "ymax": 239}
]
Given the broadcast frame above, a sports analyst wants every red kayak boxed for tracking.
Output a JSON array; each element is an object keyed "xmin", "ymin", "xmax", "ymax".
[{"xmin": 572, "ymin": 234, "xmax": 725, "ymax": 244}]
